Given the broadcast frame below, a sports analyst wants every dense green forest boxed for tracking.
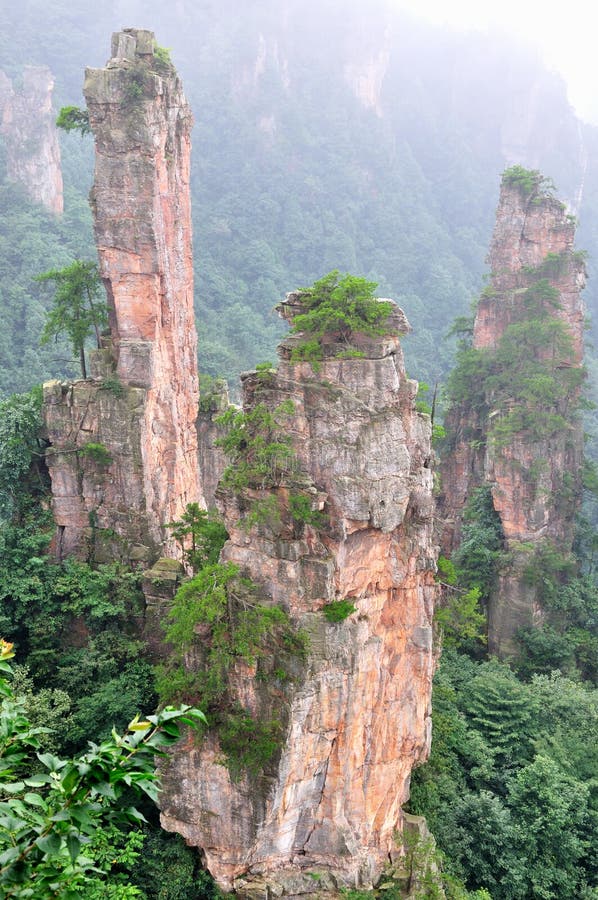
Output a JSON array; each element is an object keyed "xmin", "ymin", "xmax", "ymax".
[{"xmin": 1, "ymin": 2, "xmax": 598, "ymax": 897}]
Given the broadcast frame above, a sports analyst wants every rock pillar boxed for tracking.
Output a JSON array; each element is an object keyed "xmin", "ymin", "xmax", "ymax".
[
  {"xmin": 160, "ymin": 296, "xmax": 438, "ymax": 895},
  {"xmin": 440, "ymin": 171, "xmax": 586, "ymax": 656},
  {"xmin": 0, "ymin": 66, "xmax": 63, "ymax": 215},
  {"xmin": 43, "ymin": 30, "xmax": 203, "ymax": 563}
]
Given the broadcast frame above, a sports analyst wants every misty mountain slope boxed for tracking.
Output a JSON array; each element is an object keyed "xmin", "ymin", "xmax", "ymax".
[{"xmin": 1, "ymin": 0, "xmax": 597, "ymax": 391}]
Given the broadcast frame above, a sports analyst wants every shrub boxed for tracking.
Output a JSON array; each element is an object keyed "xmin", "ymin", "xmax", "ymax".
[
  {"xmin": 79, "ymin": 442, "xmax": 112, "ymax": 467},
  {"xmin": 323, "ymin": 599, "xmax": 356, "ymax": 623},
  {"xmin": 289, "ymin": 271, "xmax": 393, "ymax": 365}
]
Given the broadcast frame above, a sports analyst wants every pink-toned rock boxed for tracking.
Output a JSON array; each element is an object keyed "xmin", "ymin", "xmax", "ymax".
[
  {"xmin": 43, "ymin": 31, "xmax": 203, "ymax": 562},
  {"xmin": 441, "ymin": 174, "xmax": 585, "ymax": 657},
  {"xmin": 160, "ymin": 299, "xmax": 437, "ymax": 895},
  {"xmin": 0, "ymin": 66, "xmax": 63, "ymax": 214}
]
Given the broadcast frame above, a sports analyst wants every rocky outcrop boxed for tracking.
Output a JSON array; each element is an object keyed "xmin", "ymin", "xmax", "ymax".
[
  {"xmin": 197, "ymin": 377, "xmax": 230, "ymax": 509},
  {"xmin": 160, "ymin": 296, "xmax": 437, "ymax": 895},
  {"xmin": 43, "ymin": 30, "xmax": 203, "ymax": 562},
  {"xmin": 0, "ymin": 66, "xmax": 63, "ymax": 214},
  {"xmin": 441, "ymin": 171, "xmax": 585, "ymax": 656}
]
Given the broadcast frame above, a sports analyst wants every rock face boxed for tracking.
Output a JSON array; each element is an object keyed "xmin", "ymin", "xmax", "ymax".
[
  {"xmin": 0, "ymin": 66, "xmax": 63, "ymax": 214},
  {"xmin": 441, "ymin": 172, "xmax": 585, "ymax": 657},
  {"xmin": 196, "ymin": 378, "xmax": 230, "ymax": 509},
  {"xmin": 160, "ymin": 296, "xmax": 437, "ymax": 895},
  {"xmin": 43, "ymin": 30, "xmax": 203, "ymax": 562}
]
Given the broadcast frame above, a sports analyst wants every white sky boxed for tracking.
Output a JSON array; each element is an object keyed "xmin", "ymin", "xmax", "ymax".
[{"xmin": 389, "ymin": 0, "xmax": 598, "ymax": 122}]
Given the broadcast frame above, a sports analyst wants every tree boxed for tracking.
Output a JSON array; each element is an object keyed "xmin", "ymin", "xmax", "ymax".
[
  {"xmin": 36, "ymin": 261, "xmax": 108, "ymax": 379},
  {"xmin": 167, "ymin": 504, "xmax": 228, "ymax": 573},
  {"xmin": 508, "ymin": 755, "xmax": 592, "ymax": 898},
  {"xmin": 0, "ymin": 388, "xmax": 45, "ymax": 522},
  {"xmin": 0, "ymin": 639, "xmax": 205, "ymax": 897},
  {"xmin": 55, "ymin": 106, "xmax": 91, "ymax": 138},
  {"xmin": 289, "ymin": 270, "xmax": 394, "ymax": 364}
]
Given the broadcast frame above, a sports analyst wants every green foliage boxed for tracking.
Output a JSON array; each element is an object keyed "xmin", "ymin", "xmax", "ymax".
[
  {"xmin": 99, "ymin": 377, "xmax": 125, "ymax": 398},
  {"xmin": 507, "ymin": 755, "xmax": 593, "ymax": 898},
  {"xmin": 198, "ymin": 374, "xmax": 228, "ymax": 414},
  {"xmin": 218, "ymin": 707, "xmax": 282, "ymax": 780},
  {"xmin": 514, "ymin": 540, "xmax": 598, "ymax": 681},
  {"xmin": 501, "ymin": 166, "xmax": 556, "ymax": 199},
  {"xmin": 322, "ymin": 599, "xmax": 356, "ymax": 623},
  {"xmin": 0, "ymin": 505, "xmax": 156, "ymax": 754},
  {"xmin": 0, "ymin": 388, "xmax": 46, "ymax": 522},
  {"xmin": 79, "ymin": 442, "xmax": 112, "ymax": 467},
  {"xmin": 0, "ymin": 639, "xmax": 205, "ymax": 898},
  {"xmin": 453, "ymin": 487, "xmax": 504, "ymax": 599},
  {"xmin": 167, "ymin": 503, "xmax": 228, "ymax": 573},
  {"xmin": 241, "ymin": 495, "xmax": 282, "ymax": 533},
  {"xmin": 36, "ymin": 260, "xmax": 108, "ymax": 379},
  {"xmin": 157, "ymin": 560, "xmax": 307, "ymax": 779},
  {"xmin": 255, "ymin": 361, "xmax": 276, "ymax": 380},
  {"xmin": 444, "ymin": 346, "xmax": 489, "ymax": 410},
  {"xmin": 152, "ymin": 43, "xmax": 173, "ymax": 72},
  {"xmin": 216, "ymin": 400, "xmax": 297, "ymax": 491},
  {"xmin": 435, "ymin": 586, "xmax": 486, "ymax": 651},
  {"xmin": 435, "ymin": 487, "xmax": 501, "ymax": 653},
  {"xmin": 415, "ymin": 382, "xmax": 432, "ymax": 415},
  {"xmin": 128, "ymin": 827, "xmax": 217, "ymax": 900},
  {"xmin": 409, "ymin": 650, "xmax": 598, "ymax": 898},
  {"xmin": 288, "ymin": 493, "xmax": 327, "ymax": 531},
  {"xmin": 445, "ymin": 248, "xmax": 585, "ymax": 457},
  {"xmin": 124, "ymin": 63, "xmax": 149, "ymax": 103},
  {"xmin": 289, "ymin": 271, "xmax": 393, "ymax": 366},
  {"xmin": 55, "ymin": 106, "xmax": 91, "ymax": 137},
  {"xmin": 158, "ymin": 563, "xmax": 302, "ymax": 713}
]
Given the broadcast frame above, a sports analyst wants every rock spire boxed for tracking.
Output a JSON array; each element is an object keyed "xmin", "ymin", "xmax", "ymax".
[
  {"xmin": 0, "ymin": 66, "xmax": 63, "ymax": 215},
  {"xmin": 440, "ymin": 169, "xmax": 586, "ymax": 657},
  {"xmin": 160, "ymin": 294, "xmax": 438, "ymax": 895},
  {"xmin": 43, "ymin": 30, "xmax": 203, "ymax": 563}
]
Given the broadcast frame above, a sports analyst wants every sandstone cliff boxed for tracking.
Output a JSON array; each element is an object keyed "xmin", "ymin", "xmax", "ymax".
[
  {"xmin": 441, "ymin": 169, "xmax": 586, "ymax": 656},
  {"xmin": 0, "ymin": 66, "xmax": 63, "ymax": 215},
  {"xmin": 160, "ymin": 295, "xmax": 437, "ymax": 896},
  {"xmin": 43, "ymin": 30, "xmax": 203, "ymax": 563}
]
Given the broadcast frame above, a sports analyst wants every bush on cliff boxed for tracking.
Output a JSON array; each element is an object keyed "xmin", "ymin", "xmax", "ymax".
[{"xmin": 289, "ymin": 270, "xmax": 393, "ymax": 365}]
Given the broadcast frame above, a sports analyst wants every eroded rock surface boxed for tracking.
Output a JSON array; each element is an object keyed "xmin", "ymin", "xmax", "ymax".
[
  {"xmin": 0, "ymin": 66, "xmax": 63, "ymax": 214},
  {"xmin": 441, "ymin": 175, "xmax": 585, "ymax": 656},
  {"xmin": 43, "ymin": 30, "xmax": 203, "ymax": 562},
  {"xmin": 160, "ymin": 297, "xmax": 437, "ymax": 895}
]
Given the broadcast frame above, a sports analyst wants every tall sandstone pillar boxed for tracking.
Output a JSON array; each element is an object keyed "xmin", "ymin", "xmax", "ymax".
[
  {"xmin": 440, "ymin": 171, "xmax": 585, "ymax": 656},
  {"xmin": 160, "ymin": 297, "xmax": 437, "ymax": 896},
  {"xmin": 0, "ymin": 66, "xmax": 63, "ymax": 215},
  {"xmin": 43, "ymin": 30, "xmax": 202, "ymax": 562}
]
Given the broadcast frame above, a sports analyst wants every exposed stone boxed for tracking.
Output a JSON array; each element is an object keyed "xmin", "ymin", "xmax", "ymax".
[
  {"xmin": 0, "ymin": 66, "xmax": 63, "ymax": 214},
  {"xmin": 160, "ymin": 300, "xmax": 437, "ymax": 895},
  {"xmin": 142, "ymin": 557, "xmax": 185, "ymax": 658},
  {"xmin": 440, "ymin": 175, "xmax": 585, "ymax": 657},
  {"xmin": 197, "ymin": 378, "xmax": 231, "ymax": 508},
  {"xmin": 43, "ymin": 31, "xmax": 204, "ymax": 562}
]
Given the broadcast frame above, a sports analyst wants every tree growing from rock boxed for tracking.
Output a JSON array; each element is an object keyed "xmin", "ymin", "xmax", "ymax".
[{"xmin": 36, "ymin": 260, "xmax": 108, "ymax": 379}]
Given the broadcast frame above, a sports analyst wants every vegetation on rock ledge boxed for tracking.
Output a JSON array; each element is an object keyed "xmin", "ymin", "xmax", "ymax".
[{"xmin": 289, "ymin": 271, "xmax": 394, "ymax": 367}]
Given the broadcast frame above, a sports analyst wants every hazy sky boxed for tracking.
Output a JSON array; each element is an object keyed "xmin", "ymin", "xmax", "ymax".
[{"xmin": 391, "ymin": 0, "xmax": 597, "ymax": 122}]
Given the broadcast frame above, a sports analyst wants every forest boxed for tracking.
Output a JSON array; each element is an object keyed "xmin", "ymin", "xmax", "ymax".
[{"xmin": 0, "ymin": 1, "xmax": 597, "ymax": 898}]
